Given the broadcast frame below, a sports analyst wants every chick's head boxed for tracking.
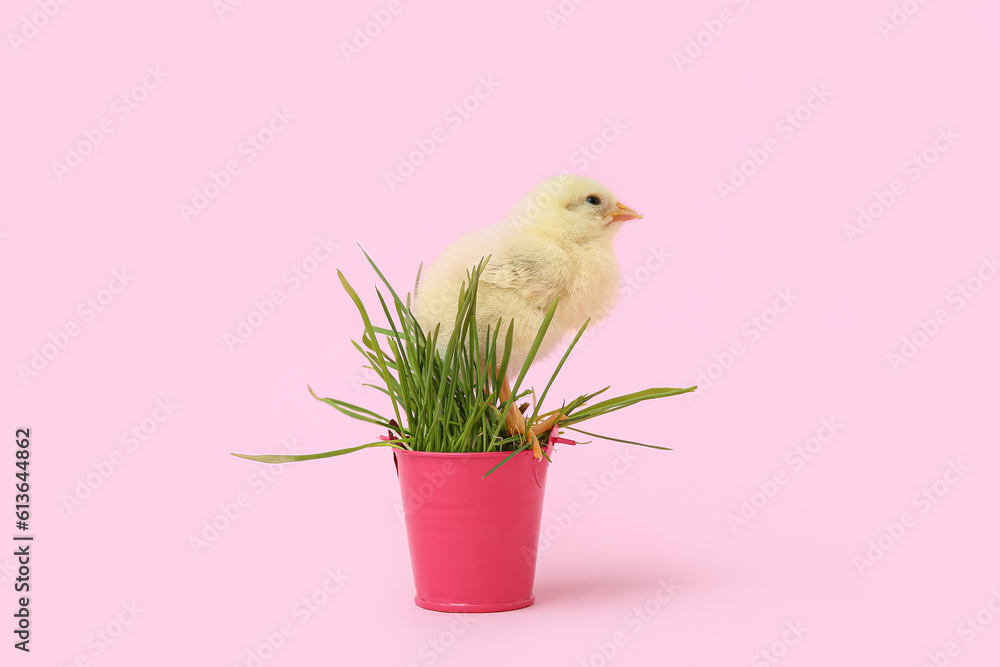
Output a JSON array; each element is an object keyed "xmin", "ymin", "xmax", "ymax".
[{"xmin": 510, "ymin": 174, "xmax": 642, "ymax": 242}]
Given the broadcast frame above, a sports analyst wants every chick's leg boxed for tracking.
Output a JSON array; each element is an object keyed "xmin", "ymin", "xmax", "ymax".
[
  {"xmin": 499, "ymin": 376, "xmax": 542, "ymax": 460},
  {"xmin": 528, "ymin": 411, "xmax": 566, "ymax": 437}
]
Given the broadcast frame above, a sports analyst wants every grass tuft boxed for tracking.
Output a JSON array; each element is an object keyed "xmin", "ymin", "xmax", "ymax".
[{"xmin": 232, "ymin": 248, "xmax": 695, "ymax": 470}]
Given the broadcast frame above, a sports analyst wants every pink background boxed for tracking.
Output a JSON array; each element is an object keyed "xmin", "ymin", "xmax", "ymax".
[{"xmin": 3, "ymin": 1, "xmax": 1000, "ymax": 665}]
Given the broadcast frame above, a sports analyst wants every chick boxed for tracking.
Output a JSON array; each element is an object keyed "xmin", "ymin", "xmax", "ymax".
[{"xmin": 413, "ymin": 174, "xmax": 642, "ymax": 456}]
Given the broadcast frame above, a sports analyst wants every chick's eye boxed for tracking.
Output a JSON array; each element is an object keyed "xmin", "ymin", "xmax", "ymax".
[{"xmin": 585, "ymin": 195, "xmax": 601, "ymax": 206}]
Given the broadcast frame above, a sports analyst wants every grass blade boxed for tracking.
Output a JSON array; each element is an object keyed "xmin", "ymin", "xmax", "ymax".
[
  {"xmin": 338, "ymin": 269, "xmax": 404, "ymax": 428},
  {"xmin": 562, "ymin": 425, "xmax": 672, "ymax": 450},
  {"xmin": 562, "ymin": 386, "xmax": 697, "ymax": 425},
  {"xmin": 481, "ymin": 443, "xmax": 531, "ymax": 478},
  {"xmin": 231, "ymin": 440, "xmax": 407, "ymax": 463},
  {"xmin": 526, "ymin": 317, "xmax": 589, "ymax": 433}
]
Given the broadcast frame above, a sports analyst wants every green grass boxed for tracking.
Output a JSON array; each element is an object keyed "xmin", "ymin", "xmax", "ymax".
[{"xmin": 232, "ymin": 247, "xmax": 695, "ymax": 474}]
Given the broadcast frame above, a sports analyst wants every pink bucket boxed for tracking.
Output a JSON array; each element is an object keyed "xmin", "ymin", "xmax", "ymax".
[{"xmin": 393, "ymin": 442, "xmax": 554, "ymax": 612}]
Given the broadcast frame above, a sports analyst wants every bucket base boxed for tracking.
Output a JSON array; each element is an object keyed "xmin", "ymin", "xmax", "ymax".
[{"xmin": 415, "ymin": 595, "xmax": 534, "ymax": 613}]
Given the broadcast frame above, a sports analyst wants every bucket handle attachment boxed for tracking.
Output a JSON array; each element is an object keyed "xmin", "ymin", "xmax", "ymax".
[{"xmin": 384, "ymin": 436, "xmax": 400, "ymax": 478}]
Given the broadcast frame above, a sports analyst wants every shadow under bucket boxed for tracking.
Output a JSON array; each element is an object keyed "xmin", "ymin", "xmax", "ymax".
[{"xmin": 393, "ymin": 443, "xmax": 553, "ymax": 612}]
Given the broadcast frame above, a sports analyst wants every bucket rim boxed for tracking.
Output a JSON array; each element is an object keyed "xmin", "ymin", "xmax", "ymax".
[{"xmin": 392, "ymin": 446, "xmax": 552, "ymax": 459}]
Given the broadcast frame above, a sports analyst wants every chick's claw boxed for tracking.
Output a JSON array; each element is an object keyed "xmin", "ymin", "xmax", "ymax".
[{"xmin": 498, "ymin": 376, "xmax": 544, "ymax": 459}]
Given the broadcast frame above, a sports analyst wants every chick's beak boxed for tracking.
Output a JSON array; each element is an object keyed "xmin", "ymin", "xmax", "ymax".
[{"xmin": 610, "ymin": 201, "xmax": 642, "ymax": 223}]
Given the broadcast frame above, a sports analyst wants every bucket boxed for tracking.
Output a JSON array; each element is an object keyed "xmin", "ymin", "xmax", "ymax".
[{"xmin": 393, "ymin": 441, "xmax": 554, "ymax": 612}]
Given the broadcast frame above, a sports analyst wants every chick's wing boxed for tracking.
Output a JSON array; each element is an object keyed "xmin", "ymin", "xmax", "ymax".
[{"xmin": 479, "ymin": 246, "xmax": 570, "ymax": 307}]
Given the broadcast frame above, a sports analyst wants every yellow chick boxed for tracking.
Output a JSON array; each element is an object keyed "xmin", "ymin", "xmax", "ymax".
[{"xmin": 413, "ymin": 174, "xmax": 642, "ymax": 455}]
